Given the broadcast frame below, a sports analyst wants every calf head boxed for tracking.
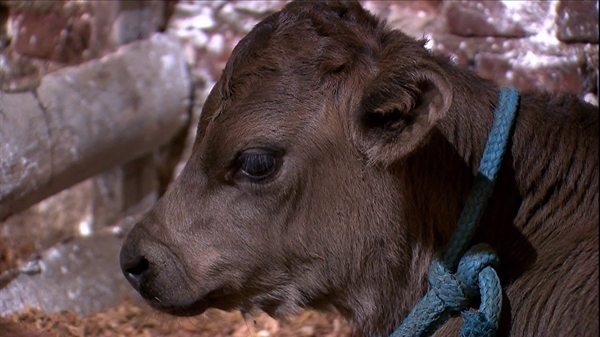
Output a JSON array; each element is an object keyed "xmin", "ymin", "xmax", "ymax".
[{"xmin": 120, "ymin": 0, "xmax": 452, "ymax": 332}]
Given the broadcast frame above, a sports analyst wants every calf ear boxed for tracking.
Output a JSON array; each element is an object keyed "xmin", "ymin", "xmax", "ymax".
[{"xmin": 353, "ymin": 66, "xmax": 452, "ymax": 166}]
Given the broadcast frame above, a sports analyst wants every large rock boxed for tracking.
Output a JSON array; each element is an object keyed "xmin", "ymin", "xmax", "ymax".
[
  {"xmin": 0, "ymin": 217, "xmax": 138, "ymax": 316},
  {"xmin": 0, "ymin": 92, "xmax": 52, "ymax": 206},
  {"xmin": 0, "ymin": 33, "xmax": 191, "ymax": 221}
]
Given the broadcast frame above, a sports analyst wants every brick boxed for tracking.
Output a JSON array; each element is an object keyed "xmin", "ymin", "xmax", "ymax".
[
  {"xmin": 556, "ymin": 0, "xmax": 599, "ymax": 43},
  {"xmin": 445, "ymin": 1, "xmax": 552, "ymax": 38},
  {"xmin": 14, "ymin": 10, "xmax": 69, "ymax": 59},
  {"xmin": 430, "ymin": 31, "xmax": 594, "ymax": 98},
  {"xmin": 13, "ymin": 9, "xmax": 92, "ymax": 63},
  {"xmin": 475, "ymin": 51, "xmax": 586, "ymax": 96},
  {"xmin": 432, "ymin": 34, "xmax": 521, "ymax": 67},
  {"xmin": 363, "ymin": 0, "xmax": 441, "ymax": 39}
]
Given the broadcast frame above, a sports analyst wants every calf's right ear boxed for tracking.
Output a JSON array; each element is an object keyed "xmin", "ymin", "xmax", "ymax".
[{"xmin": 352, "ymin": 65, "xmax": 452, "ymax": 166}]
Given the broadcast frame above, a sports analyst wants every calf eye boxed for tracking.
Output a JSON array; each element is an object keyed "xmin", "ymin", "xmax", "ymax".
[{"xmin": 235, "ymin": 149, "xmax": 279, "ymax": 181}]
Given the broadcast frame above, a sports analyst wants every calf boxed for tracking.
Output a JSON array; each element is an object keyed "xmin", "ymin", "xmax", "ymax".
[{"xmin": 120, "ymin": 1, "xmax": 599, "ymax": 336}]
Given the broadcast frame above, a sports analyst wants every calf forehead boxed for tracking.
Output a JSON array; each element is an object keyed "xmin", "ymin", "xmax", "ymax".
[
  {"xmin": 214, "ymin": 1, "xmax": 378, "ymax": 105},
  {"xmin": 218, "ymin": 89, "xmax": 317, "ymax": 143},
  {"xmin": 195, "ymin": 0, "xmax": 382, "ymax": 164},
  {"xmin": 199, "ymin": 81, "xmax": 328, "ymax": 166}
]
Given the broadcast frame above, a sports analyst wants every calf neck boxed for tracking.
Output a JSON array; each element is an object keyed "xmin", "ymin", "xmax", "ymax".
[{"xmin": 120, "ymin": 1, "xmax": 599, "ymax": 336}]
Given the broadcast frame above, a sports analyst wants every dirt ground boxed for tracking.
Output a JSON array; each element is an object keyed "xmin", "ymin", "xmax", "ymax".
[{"xmin": 3, "ymin": 300, "xmax": 354, "ymax": 337}]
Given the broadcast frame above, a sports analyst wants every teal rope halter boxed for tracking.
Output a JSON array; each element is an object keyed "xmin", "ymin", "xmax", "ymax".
[{"xmin": 389, "ymin": 86, "xmax": 520, "ymax": 337}]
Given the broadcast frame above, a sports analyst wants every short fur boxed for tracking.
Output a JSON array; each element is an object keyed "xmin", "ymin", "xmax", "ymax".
[{"xmin": 120, "ymin": 1, "xmax": 599, "ymax": 336}]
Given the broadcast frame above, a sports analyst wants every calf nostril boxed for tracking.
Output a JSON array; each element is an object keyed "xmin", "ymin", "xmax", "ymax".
[
  {"xmin": 125, "ymin": 256, "xmax": 149, "ymax": 275},
  {"xmin": 121, "ymin": 253, "xmax": 150, "ymax": 290},
  {"xmin": 124, "ymin": 255, "xmax": 149, "ymax": 277}
]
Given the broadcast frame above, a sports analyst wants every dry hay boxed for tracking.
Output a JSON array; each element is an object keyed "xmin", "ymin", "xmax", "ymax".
[{"xmin": 2, "ymin": 298, "xmax": 353, "ymax": 337}]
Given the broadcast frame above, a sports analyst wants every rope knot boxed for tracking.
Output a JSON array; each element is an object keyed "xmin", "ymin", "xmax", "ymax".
[
  {"xmin": 428, "ymin": 243, "xmax": 500, "ymax": 313},
  {"xmin": 428, "ymin": 253, "xmax": 470, "ymax": 310}
]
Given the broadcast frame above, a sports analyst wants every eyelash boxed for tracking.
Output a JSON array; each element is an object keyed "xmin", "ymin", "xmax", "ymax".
[{"xmin": 232, "ymin": 149, "xmax": 282, "ymax": 183}]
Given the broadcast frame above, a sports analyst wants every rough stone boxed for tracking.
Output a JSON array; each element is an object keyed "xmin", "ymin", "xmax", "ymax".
[
  {"xmin": 430, "ymin": 32, "xmax": 593, "ymax": 98},
  {"xmin": 0, "ymin": 92, "xmax": 52, "ymax": 201},
  {"xmin": 111, "ymin": 1, "xmax": 165, "ymax": 46},
  {"xmin": 0, "ymin": 33, "xmax": 190, "ymax": 221},
  {"xmin": 233, "ymin": 0, "xmax": 285, "ymax": 16},
  {"xmin": 0, "ymin": 155, "xmax": 159, "ymax": 265},
  {"xmin": 584, "ymin": 43, "xmax": 599, "ymax": 95},
  {"xmin": 431, "ymin": 34, "xmax": 512, "ymax": 68},
  {"xmin": 445, "ymin": 1, "xmax": 554, "ymax": 38},
  {"xmin": 216, "ymin": 2, "xmax": 262, "ymax": 34},
  {"xmin": 556, "ymin": 0, "xmax": 599, "ymax": 43},
  {"xmin": 92, "ymin": 154, "xmax": 158, "ymax": 230},
  {"xmin": 0, "ymin": 179, "xmax": 95, "ymax": 252},
  {"xmin": 475, "ymin": 51, "xmax": 586, "ymax": 96},
  {"xmin": 0, "ymin": 216, "xmax": 138, "ymax": 316},
  {"xmin": 364, "ymin": 1, "xmax": 442, "ymax": 39},
  {"xmin": 56, "ymin": 13, "xmax": 93, "ymax": 64}
]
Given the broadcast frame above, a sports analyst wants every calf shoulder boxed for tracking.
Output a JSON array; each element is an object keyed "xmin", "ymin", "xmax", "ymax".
[{"xmin": 499, "ymin": 92, "xmax": 598, "ymax": 335}]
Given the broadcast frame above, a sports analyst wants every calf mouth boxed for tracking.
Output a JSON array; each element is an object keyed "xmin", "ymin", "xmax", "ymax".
[
  {"xmin": 141, "ymin": 287, "xmax": 237, "ymax": 317},
  {"xmin": 139, "ymin": 276, "xmax": 295, "ymax": 319},
  {"xmin": 120, "ymin": 237, "xmax": 240, "ymax": 317}
]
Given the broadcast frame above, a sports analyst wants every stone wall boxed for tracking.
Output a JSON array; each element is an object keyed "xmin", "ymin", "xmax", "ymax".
[
  {"xmin": 1, "ymin": 0, "xmax": 598, "ymax": 273},
  {"xmin": 0, "ymin": 0, "xmax": 184, "ymax": 271},
  {"xmin": 435, "ymin": 1, "xmax": 598, "ymax": 101},
  {"xmin": 169, "ymin": 0, "xmax": 598, "ymax": 113},
  {"xmin": 0, "ymin": 1, "xmax": 177, "ymax": 90}
]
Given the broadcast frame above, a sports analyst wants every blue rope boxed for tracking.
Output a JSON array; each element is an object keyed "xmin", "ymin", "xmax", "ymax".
[{"xmin": 389, "ymin": 86, "xmax": 519, "ymax": 337}]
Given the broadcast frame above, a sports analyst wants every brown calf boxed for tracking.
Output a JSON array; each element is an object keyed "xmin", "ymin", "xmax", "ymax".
[{"xmin": 120, "ymin": 1, "xmax": 599, "ymax": 336}]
